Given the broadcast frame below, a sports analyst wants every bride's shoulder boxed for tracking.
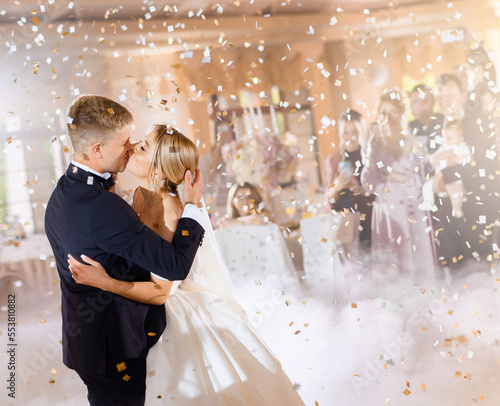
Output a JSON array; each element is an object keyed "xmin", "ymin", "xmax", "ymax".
[{"xmin": 162, "ymin": 193, "xmax": 184, "ymax": 218}]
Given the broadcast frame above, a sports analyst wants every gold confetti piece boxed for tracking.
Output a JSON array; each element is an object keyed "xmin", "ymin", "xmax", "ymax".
[
  {"xmin": 289, "ymin": 322, "xmax": 294, "ymax": 327},
  {"xmin": 157, "ymin": 395, "xmax": 165, "ymax": 399},
  {"xmin": 181, "ymin": 230, "xmax": 189, "ymax": 236},
  {"xmin": 7, "ymin": 137, "xmax": 12, "ymax": 144},
  {"xmin": 49, "ymin": 379, "xmax": 55, "ymax": 385},
  {"xmin": 122, "ymin": 374, "xmax": 131, "ymax": 382},
  {"xmin": 448, "ymin": 310, "xmax": 454, "ymax": 315},
  {"xmin": 403, "ymin": 389, "xmax": 411, "ymax": 396},
  {"xmin": 171, "ymin": 63, "xmax": 181, "ymax": 69},
  {"xmin": 63, "ymin": 146, "xmax": 70, "ymax": 153},
  {"xmin": 321, "ymin": 238, "xmax": 328, "ymax": 243},
  {"xmin": 33, "ymin": 62, "xmax": 40, "ymax": 74},
  {"xmin": 462, "ymin": 284, "xmax": 468, "ymax": 290},
  {"xmin": 148, "ymin": 370, "xmax": 156, "ymax": 377},
  {"xmin": 285, "ymin": 300, "xmax": 291, "ymax": 306},
  {"xmin": 147, "ymin": 332, "xmax": 157, "ymax": 336},
  {"xmin": 351, "ymin": 303, "xmax": 357, "ymax": 309},
  {"xmin": 458, "ymin": 336, "xmax": 467, "ymax": 344},
  {"xmin": 51, "ymin": 368, "xmax": 57, "ymax": 375},
  {"xmin": 421, "ymin": 383, "xmax": 427, "ymax": 391},
  {"xmin": 116, "ymin": 362, "xmax": 127, "ymax": 372},
  {"xmin": 160, "ymin": 99, "xmax": 167, "ymax": 105},
  {"xmin": 445, "ymin": 339, "xmax": 452, "ymax": 347},
  {"xmin": 479, "ymin": 395, "xmax": 484, "ymax": 401},
  {"xmin": 41, "ymin": 320, "xmax": 46, "ymax": 323},
  {"xmin": 315, "ymin": 402, "xmax": 319, "ymax": 406},
  {"xmin": 294, "ymin": 330, "xmax": 301, "ymax": 335},
  {"xmin": 455, "ymin": 371, "xmax": 461, "ymax": 377},
  {"xmin": 33, "ymin": 17, "xmax": 40, "ymax": 25},
  {"xmin": 304, "ymin": 323, "xmax": 309, "ymax": 327},
  {"xmin": 107, "ymin": 108, "xmax": 114, "ymax": 114}
]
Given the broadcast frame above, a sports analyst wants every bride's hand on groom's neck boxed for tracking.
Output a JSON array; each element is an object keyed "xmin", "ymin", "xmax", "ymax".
[{"xmin": 183, "ymin": 169, "xmax": 204, "ymax": 204}]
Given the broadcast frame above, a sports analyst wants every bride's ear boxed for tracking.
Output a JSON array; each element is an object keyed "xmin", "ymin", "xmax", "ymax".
[{"xmin": 152, "ymin": 169, "xmax": 167, "ymax": 182}]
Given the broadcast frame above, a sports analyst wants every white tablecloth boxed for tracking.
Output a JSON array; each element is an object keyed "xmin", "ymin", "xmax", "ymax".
[
  {"xmin": 300, "ymin": 215, "xmax": 350, "ymax": 301},
  {"xmin": 0, "ymin": 234, "xmax": 53, "ymax": 263},
  {"xmin": 0, "ymin": 234, "xmax": 57, "ymax": 290},
  {"xmin": 214, "ymin": 223, "xmax": 301, "ymax": 303},
  {"xmin": 300, "ymin": 215, "xmax": 340, "ymax": 275}
]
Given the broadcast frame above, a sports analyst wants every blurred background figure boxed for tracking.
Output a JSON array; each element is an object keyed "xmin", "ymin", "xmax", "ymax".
[
  {"xmin": 419, "ymin": 121, "xmax": 471, "ymax": 218},
  {"xmin": 214, "ymin": 182, "xmax": 301, "ymax": 310},
  {"xmin": 361, "ymin": 89, "xmax": 437, "ymax": 282},
  {"xmin": 433, "ymin": 71, "xmax": 498, "ymax": 271},
  {"xmin": 409, "ymin": 84, "xmax": 444, "ymax": 154},
  {"xmin": 218, "ymin": 182, "xmax": 274, "ymax": 229},
  {"xmin": 324, "ymin": 109, "xmax": 373, "ymax": 266},
  {"xmin": 199, "ymin": 95, "xmax": 237, "ymax": 226}
]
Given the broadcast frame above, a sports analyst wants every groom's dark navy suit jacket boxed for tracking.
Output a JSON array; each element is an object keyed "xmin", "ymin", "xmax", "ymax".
[{"xmin": 45, "ymin": 164, "xmax": 204, "ymax": 375}]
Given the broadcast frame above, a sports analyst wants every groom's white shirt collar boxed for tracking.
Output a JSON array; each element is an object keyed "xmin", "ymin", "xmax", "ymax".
[{"xmin": 71, "ymin": 160, "xmax": 112, "ymax": 180}]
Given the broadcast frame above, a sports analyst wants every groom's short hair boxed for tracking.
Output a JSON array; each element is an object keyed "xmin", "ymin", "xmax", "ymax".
[{"xmin": 67, "ymin": 95, "xmax": 133, "ymax": 153}]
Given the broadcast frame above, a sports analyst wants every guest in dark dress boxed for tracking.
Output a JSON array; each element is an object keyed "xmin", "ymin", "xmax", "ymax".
[{"xmin": 324, "ymin": 109, "xmax": 374, "ymax": 264}]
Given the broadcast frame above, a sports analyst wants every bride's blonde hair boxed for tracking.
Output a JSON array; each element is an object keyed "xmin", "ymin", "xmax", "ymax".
[{"xmin": 147, "ymin": 124, "xmax": 199, "ymax": 195}]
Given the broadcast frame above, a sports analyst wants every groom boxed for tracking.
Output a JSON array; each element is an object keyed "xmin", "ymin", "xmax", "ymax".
[{"xmin": 45, "ymin": 95, "xmax": 205, "ymax": 405}]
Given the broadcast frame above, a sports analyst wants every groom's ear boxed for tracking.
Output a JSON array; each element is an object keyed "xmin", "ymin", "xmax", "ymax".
[{"xmin": 90, "ymin": 142, "xmax": 104, "ymax": 159}]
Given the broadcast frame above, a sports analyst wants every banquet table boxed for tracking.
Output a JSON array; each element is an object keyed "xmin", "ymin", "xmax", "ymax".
[
  {"xmin": 0, "ymin": 234, "xmax": 57, "ymax": 291},
  {"xmin": 299, "ymin": 215, "xmax": 350, "ymax": 301},
  {"xmin": 214, "ymin": 223, "xmax": 301, "ymax": 304}
]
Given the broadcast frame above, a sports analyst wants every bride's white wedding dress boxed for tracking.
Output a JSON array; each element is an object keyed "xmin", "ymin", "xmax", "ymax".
[{"xmin": 144, "ymin": 199, "xmax": 305, "ymax": 405}]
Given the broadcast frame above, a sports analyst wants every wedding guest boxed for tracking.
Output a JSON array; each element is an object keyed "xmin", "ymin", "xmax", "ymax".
[
  {"xmin": 218, "ymin": 182, "xmax": 274, "ymax": 229},
  {"xmin": 418, "ymin": 121, "xmax": 471, "ymax": 218},
  {"xmin": 409, "ymin": 84, "xmax": 444, "ymax": 154},
  {"xmin": 324, "ymin": 109, "xmax": 374, "ymax": 262},
  {"xmin": 361, "ymin": 89, "xmax": 437, "ymax": 282},
  {"xmin": 199, "ymin": 95, "xmax": 236, "ymax": 224},
  {"xmin": 433, "ymin": 72, "xmax": 498, "ymax": 268}
]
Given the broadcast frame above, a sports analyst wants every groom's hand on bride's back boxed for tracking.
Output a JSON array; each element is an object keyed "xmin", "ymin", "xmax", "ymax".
[{"xmin": 183, "ymin": 169, "xmax": 204, "ymax": 204}]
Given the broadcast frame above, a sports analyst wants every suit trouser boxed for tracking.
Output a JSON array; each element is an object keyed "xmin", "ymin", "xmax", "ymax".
[{"xmin": 77, "ymin": 357, "xmax": 147, "ymax": 406}]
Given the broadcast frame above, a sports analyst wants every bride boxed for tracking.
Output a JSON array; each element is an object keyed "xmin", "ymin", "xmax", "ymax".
[{"xmin": 68, "ymin": 124, "xmax": 305, "ymax": 405}]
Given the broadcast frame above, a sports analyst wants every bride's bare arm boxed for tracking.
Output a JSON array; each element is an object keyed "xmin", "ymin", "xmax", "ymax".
[
  {"xmin": 68, "ymin": 254, "xmax": 173, "ymax": 305},
  {"xmin": 68, "ymin": 196, "xmax": 183, "ymax": 305}
]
